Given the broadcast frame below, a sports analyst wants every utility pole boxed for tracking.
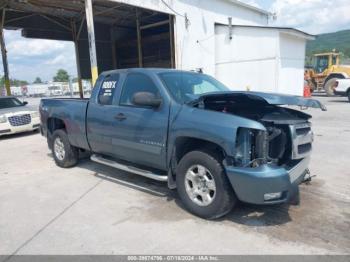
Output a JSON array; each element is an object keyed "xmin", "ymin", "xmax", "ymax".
[
  {"xmin": 71, "ymin": 20, "xmax": 83, "ymax": 98},
  {"xmin": 85, "ymin": 0, "xmax": 98, "ymax": 86},
  {"xmin": 0, "ymin": 9, "xmax": 11, "ymax": 96}
]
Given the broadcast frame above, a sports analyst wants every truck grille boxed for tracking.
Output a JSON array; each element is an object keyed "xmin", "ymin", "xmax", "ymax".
[
  {"xmin": 8, "ymin": 114, "xmax": 31, "ymax": 126},
  {"xmin": 289, "ymin": 122, "xmax": 313, "ymax": 159}
]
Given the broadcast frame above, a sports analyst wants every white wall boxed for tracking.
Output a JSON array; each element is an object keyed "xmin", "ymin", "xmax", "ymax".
[
  {"xmin": 111, "ymin": 0, "xmax": 269, "ymax": 76},
  {"xmin": 215, "ymin": 26, "xmax": 278, "ymax": 92},
  {"xmin": 109, "ymin": 1, "xmax": 306, "ymax": 95},
  {"xmin": 278, "ymin": 32, "xmax": 306, "ymax": 96},
  {"xmin": 214, "ymin": 25, "xmax": 307, "ymax": 95}
]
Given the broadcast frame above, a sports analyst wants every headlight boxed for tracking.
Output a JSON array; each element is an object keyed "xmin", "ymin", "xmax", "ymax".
[
  {"xmin": 0, "ymin": 114, "xmax": 7, "ymax": 123},
  {"xmin": 31, "ymin": 111, "xmax": 40, "ymax": 118}
]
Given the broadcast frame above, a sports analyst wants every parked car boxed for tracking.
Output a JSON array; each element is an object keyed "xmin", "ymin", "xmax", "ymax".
[
  {"xmin": 334, "ymin": 78, "xmax": 350, "ymax": 102},
  {"xmin": 39, "ymin": 69, "xmax": 326, "ymax": 219},
  {"xmin": 0, "ymin": 96, "xmax": 40, "ymax": 136}
]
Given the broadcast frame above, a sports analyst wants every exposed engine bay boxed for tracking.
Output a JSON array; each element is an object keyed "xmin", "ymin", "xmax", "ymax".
[{"xmin": 195, "ymin": 93, "xmax": 313, "ymax": 167}]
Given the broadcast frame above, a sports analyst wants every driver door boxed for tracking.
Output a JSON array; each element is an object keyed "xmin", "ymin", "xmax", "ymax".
[{"xmin": 109, "ymin": 72, "xmax": 170, "ymax": 170}]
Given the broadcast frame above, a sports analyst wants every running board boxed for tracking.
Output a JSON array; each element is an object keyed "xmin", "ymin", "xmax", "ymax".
[{"xmin": 90, "ymin": 154, "xmax": 168, "ymax": 182}]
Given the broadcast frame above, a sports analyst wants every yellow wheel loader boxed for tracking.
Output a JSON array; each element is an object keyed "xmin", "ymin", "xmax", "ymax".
[{"xmin": 305, "ymin": 51, "xmax": 350, "ymax": 96}]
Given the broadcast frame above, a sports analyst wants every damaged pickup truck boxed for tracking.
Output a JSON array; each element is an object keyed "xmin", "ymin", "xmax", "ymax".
[{"xmin": 40, "ymin": 69, "xmax": 326, "ymax": 219}]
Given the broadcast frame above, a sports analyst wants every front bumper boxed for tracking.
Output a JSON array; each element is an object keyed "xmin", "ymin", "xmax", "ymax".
[
  {"xmin": 225, "ymin": 156, "xmax": 310, "ymax": 205},
  {"xmin": 0, "ymin": 117, "xmax": 40, "ymax": 136}
]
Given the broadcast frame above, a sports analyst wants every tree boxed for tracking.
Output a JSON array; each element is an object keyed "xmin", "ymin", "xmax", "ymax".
[
  {"xmin": 53, "ymin": 69, "xmax": 70, "ymax": 82},
  {"xmin": 33, "ymin": 77, "xmax": 42, "ymax": 84},
  {"xmin": 12, "ymin": 79, "xmax": 28, "ymax": 86},
  {"xmin": 0, "ymin": 76, "xmax": 28, "ymax": 87}
]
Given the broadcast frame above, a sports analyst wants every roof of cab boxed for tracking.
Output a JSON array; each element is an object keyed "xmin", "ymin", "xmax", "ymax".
[{"xmin": 100, "ymin": 68, "xmax": 199, "ymax": 76}]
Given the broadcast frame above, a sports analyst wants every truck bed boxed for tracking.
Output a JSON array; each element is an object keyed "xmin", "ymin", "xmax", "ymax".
[{"xmin": 40, "ymin": 98, "xmax": 90, "ymax": 150}]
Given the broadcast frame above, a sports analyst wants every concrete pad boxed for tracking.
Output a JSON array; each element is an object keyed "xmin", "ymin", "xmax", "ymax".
[{"xmin": 0, "ymin": 95, "xmax": 349, "ymax": 255}]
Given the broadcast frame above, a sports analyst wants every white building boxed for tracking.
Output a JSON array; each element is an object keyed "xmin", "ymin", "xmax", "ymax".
[
  {"xmin": 2, "ymin": 0, "xmax": 314, "ymax": 96},
  {"xmin": 110, "ymin": 0, "xmax": 313, "ymax": 95}
]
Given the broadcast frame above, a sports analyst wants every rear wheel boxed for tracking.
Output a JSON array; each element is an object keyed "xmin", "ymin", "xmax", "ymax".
[
  {"xmin": 176, "ymin": 150, "xmax": 236, "ymax": 219},
  {"xmin": 347, "ymin": 90, "xmax": 350, "ymax": 103},
  {"xmin": 51, "ymin": 129, "xmax": 79, "ymax": 168}
]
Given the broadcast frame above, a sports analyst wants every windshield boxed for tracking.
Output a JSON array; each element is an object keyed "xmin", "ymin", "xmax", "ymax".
[
  {"xmin": 314, "ymin": 56, "xmax": 329, "ymax": 73},
  {"xmin": 0, "ymin": 97, "xmax": 24, "ymax": 109},
  {"xmin": 159, "ymin": 72, "xmax": 229, "ymax": 103}
]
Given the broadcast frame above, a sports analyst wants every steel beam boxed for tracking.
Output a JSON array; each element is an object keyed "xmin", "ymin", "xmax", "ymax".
[
  {"xmin": 85, "ymin": 0, "xmax": 98, "ymax": 86},
  {"xmin": 0, "ymin": 9, "xmax": 10, "ymax": 96},
  {"xmin": 140, "ymin": 20, "xmax": 169, "ymax": 30},
  {"xmin": 77, "ymin": 15, "xmax": 85, "ymax": 40},
  {"xmin": 136, "ymin": 9, "xmax": 142, "ymax": 67},
  {"xmin": 39, "ymin": 14, "xmax": 71, "ymax": 31},
  {"xmin": 5, "ymin": 14, "xmax": 36, "ymax": 24},
  {"xmin": 71, "ymin": 20, "xmax": 83, "ymax": 98},
  {"xmin": 111, "ymin": 27, "xmax": 117, "ymax": 69},
  {"xmin": 169, "ymin": 15, "xmax": 175, "ymax": 68}
]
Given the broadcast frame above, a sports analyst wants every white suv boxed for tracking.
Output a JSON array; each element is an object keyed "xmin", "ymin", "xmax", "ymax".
[
  {"xmin": 0, "ymin": 96, "xmax": 40, "ymax": 136},
  {"xmin": 334, "ymin": 79, "xmax": 350, "ymax": 102}
]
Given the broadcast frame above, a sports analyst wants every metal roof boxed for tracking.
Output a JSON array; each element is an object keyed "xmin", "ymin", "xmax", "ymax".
[
  {"xmin": 1, "ymin": 0, "xmax": 166, "ymax": 28},
  {"xmin": 227, "ymin": 0, "xmax": 272, "ymax": 16},
  {"xmin": 216, "ymin": 23, "xmax": 315, "ymax": 40}
]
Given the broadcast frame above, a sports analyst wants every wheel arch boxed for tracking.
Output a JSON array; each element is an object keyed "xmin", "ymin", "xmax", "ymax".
[
  {"xmin": 325, "ymin": 73, "xmax": 346, "ymax": 84},
  {"xmin": 47, "ymin": 117, "xmax": 66, "ymax": 135},
  {"xmin": 170, "ymin": 136, "xmax": 228, "ymax": 177},
  {"xmin": 46, "ymin": 117, "xmax": 66, "ymax": 149}
]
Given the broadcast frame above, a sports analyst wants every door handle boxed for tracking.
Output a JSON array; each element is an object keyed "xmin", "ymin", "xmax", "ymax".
[{"xmin": 114, "ymin": 113, "xmax": 127, "ymax": 121}]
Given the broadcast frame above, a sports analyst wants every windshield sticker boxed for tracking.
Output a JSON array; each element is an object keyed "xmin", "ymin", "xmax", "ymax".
[{"xmin": 102, "ymin": 81, "xmax": 117, "ymax": 90}]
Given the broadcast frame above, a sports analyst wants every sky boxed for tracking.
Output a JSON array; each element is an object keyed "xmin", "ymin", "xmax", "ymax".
[
  {"xmin": 1, "ymin": 0, "xmax": 350, "ymax": 82},
  {"xmin": 242, "ymin": 0, "xmax": 350, "ymax": 33}
]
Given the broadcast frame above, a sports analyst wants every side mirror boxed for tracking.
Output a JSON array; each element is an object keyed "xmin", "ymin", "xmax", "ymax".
[
  {"xmin": 132, "ymin": 92, "xmax": 161, "ymax": 108},
  {"xmin": 22, "ymin": 101, "xmax": 28, "ymax": 105}
]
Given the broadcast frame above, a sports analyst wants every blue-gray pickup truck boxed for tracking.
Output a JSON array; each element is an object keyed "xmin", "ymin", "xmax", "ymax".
[{"xmin": 40, "ymin": 68, "xmax": 325, "ymax": 219}]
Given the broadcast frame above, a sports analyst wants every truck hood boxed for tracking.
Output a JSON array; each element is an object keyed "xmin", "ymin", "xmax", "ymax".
[{"xmin": 190, "ymin": 91, "xmax": 327, "ymax": 111}]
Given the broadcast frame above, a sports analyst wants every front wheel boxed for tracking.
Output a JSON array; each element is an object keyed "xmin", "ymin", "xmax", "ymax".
[
  {"xmin": 324, "ymin": 78, "xmax": 338, "ymax": 96},
  {"xmin": 176, "ymin": 150, "xmax": 236, "ymax": 219},
  {"xmin": 51, "ymin": 129, "xmax": 79, "ymax": 168}
]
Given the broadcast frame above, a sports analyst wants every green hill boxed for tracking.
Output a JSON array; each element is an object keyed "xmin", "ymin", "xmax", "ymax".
[{"xmin": 306, "ymin": 29, "xmax": 350, "ymax": 64}]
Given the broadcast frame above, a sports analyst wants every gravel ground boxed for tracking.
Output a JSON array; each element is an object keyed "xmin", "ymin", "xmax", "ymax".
[{"xmin": 0, "ymin": 94, "xmax": 349, "ymax": 255}]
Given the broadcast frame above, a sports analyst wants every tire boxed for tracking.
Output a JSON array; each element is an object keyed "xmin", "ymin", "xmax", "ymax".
[
  {"xmin": 347, "ymin": 91, "xmax": 350, "ymax": 103},
  {"xmin": 324, "ymin": 78, "xmax": 338, "ymax": 96},
  {"xmin": 51, "ymin": 129, "xmax": 79, "ymax": 168},
  {"xmin": 176, "ymin": 150, "xmax": 236, "ymax": 219}
]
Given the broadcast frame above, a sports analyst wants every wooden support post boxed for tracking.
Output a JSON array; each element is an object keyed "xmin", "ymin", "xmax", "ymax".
[
  {"xmin": 169, "ymin": 15, "xmax": 175, "ymax": 68},
  {"xmin": 85, "ymin": 0, "xmax": 98, "ymax": 86},
  {"xmin": 0, "ymin": 9, "xmax": 10, "ymax": 96},
  {"xmin": 71, "ymin": 20, "xmax": 83, "ymax": 98},
  {"xmin": 136, "ymin": 9, "xmax": 143, "ymax": 67}
]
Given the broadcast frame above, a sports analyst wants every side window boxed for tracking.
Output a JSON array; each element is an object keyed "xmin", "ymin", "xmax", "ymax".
[
  {"xmin": 120, "ymin": 73, "xmax": 160, "ymax": 106},
  {"xmin": 98, "ymin": 74, "xmax": 119, "ymax": 105}
]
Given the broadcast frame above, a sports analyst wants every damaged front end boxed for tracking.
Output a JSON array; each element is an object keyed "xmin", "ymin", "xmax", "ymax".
[
  {"xmin": 234, "ymin": 120, "xmax": 313, "ymax": 169},
  {"xmin": 193, "ymin": 92, "xmax": 323, "ymax": 205}
]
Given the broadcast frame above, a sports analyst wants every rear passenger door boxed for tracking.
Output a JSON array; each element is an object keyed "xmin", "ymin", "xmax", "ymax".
[
  {"xmin": 111, "ymin": 72, "xmax": 170, "ymax": 170},
  {"xmin": 86, "ymin": 73, "xmax": 122, "ymax": 156}
]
